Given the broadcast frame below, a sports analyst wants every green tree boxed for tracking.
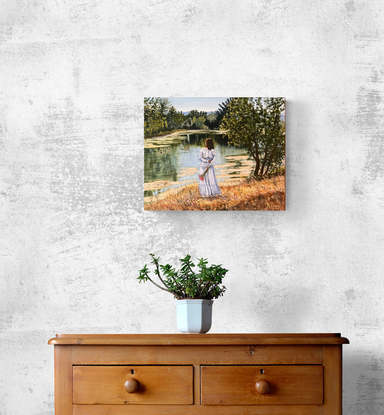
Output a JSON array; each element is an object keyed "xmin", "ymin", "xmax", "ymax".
[
  {"xmin": 183, "ymin": 110, "xmax": 208, "ymax": 130},
  {"xmin": 221, "ymin": 97, "xmax": 285, "ymax": 179},
  {"xmin": 144, "ymin": 97, "xmax": 173, "ymax": 137},
  {"xmin": 215, "ymin": 98, "xmax": 232, "ymax": 128},
  {"xmin": 158, "ymin": 98, "xmax": 171, "ymax": 122},
  {"xmin": 205, "ymin": 112, "xmax": 218, "ymax": 129},
  {"xmin": 166, "ymin": 106, "xmax": 185, "ymax": 130}
]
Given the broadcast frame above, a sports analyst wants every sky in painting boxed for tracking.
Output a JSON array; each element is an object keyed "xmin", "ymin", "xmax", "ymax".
[{"xmin": 168, "ymin": 97, "xmax": 228, "ymax": 112}]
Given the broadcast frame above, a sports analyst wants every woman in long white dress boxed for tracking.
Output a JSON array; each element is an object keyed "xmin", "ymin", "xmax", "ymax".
[{"xmin": 198, "ymin": 138, "xmax": 221, "ymax": 197}]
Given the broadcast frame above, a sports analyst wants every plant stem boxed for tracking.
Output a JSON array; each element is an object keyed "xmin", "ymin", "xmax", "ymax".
[
  {"xmin": 153, "ymin": 258, "xmax": 170, "ymax": 290},
  {"xmin": 146, "ymin": 276, "xmax": 172, "ymax": 294}
]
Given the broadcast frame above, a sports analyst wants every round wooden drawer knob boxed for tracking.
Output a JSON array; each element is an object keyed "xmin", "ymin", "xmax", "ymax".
[
  {"xmin": 124, "ymin": 378, "xmax": 139, "ymax": 393},
  {"xmin": 255, "ymin": 379, "xmax": 271, "ymax": 394}
]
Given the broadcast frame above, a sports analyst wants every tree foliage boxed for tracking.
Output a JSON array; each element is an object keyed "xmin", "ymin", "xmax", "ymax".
[
  {"xmin": 215, "ymin": 98, "xmax": 232, "ymax": 127},
  {"xmin": 183, "ymin": 110, "xmax": 207, "ymax": 130},
  {"xmin": 138, "ymin": 254, "xmax": 228, "ymax": 300},
  {"xmin": 205, "ymin": 112, "xmax": 219, "ymax": 129},
  {"xmin": 144, "ymin": 97, "xmax": 229, "ymax": 138},
  {"xmin": 144, "ymin": 97, "xmax": 174, "ymax": 138},
  {"xmin": 221, "ymin": 97, "xmax": 285, "ymax": 179}
]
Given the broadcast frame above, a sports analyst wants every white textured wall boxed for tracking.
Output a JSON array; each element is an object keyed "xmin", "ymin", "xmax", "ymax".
[{"xmin": 0, "ymin": 0, "xmax": 383, "ymax": 414}]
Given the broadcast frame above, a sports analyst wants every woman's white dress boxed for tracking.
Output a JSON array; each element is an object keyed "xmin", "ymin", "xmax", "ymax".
[{"xmin": 198, "ymin": 148, "xmax": 221, "ymax": 197}]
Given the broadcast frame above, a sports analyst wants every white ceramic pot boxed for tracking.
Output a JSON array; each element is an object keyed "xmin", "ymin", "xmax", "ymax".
[{"xmin": 176, "ymin": 299, "xmax": 213, "ymax": 333}]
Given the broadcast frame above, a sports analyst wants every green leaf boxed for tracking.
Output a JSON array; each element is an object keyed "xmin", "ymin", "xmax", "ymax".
[{"xmin": 137, "ymin": 254, "xmax": 229, "ymax": 300}]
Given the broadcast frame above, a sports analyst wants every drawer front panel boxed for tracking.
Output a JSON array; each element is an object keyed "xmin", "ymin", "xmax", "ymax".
[
  {"xmin": 201, "ymin": 365, "xmax": 323, "ymax": 405},
  {"xmin": 73, "ymin": 365, "xmax": 193, "ymax": 405}
]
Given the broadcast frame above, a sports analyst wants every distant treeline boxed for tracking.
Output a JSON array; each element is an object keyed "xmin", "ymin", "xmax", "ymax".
[{"xmin": 144, "ymin": 97, "xmax": 229, "ymax": 138}]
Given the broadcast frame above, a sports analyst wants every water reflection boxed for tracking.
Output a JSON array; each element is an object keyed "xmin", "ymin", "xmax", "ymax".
[
  {"xmin": 144, "ymin": 145, "xmax": 178, "ymax": 183},
  {"xmin": 144, "ymin": 133, "xmax": 251, "ymax": 197}
]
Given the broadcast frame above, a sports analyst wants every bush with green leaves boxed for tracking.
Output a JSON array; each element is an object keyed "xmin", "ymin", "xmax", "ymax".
[
  {"xmin": 138, "ymin": 254, "xmax": 228, "ymax": 300},
  {"xmin": 221, "ymin": 97, "xmax": 285, "ymax": 179}
]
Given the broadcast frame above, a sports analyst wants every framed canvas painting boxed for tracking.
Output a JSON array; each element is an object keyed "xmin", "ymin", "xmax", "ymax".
[{"xmin": 144, "ymin": 97, "xmax": 286, "ymax": 211}]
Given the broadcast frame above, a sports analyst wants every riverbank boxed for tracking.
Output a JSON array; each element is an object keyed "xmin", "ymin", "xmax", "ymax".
[
  {"xmin": 144, "ymin": 176, "xmax": 285, "ymax": 211},
  {"xmin": 145, "ymin": 129, "xmax": 226, "ymax": 140},
  {"xmin": 144, "ymin": 154, "xmax": 254, "ymax": 197},
  {"xmin": 145, "ymin": 129, "xmax": 228, "ymax": 149}
]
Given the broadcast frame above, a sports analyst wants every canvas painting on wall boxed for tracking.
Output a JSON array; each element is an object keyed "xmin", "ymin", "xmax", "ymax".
[{"xmin": 144, "ymin": 97, "xmax": 286, "ymax": 211}]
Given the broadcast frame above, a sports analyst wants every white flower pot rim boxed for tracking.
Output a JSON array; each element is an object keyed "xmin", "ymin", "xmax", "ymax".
[{"xmin": 176, "ymin": 299, "xmax": 213, "ymax": 303}]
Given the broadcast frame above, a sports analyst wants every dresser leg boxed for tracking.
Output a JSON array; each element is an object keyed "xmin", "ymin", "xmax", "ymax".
[
  {"xmin": 54, "ymin": 346, "xmax": 73, "ymax": 414},
  {"xmin": 322, "ymin": 346, "xmax": 342, "ymax": 415}
]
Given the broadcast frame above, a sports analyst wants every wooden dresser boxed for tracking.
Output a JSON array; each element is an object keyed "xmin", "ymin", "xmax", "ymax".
[{"xmin": 48, "ymin": 333, "xmax": 349, "ymax": 415}]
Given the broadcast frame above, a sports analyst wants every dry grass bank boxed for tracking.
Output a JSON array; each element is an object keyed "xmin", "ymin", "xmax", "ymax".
[{"xmin": 145, "ymin": 176, "xmax": 285, "ymax": 211}]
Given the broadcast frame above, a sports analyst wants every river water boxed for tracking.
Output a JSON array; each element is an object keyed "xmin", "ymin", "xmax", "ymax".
[{"xmin": 144, "ymin": 131, "xmax": 253, "ymax": 199}]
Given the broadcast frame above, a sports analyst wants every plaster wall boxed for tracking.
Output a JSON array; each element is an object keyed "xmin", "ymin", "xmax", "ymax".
[{"xmin": 0, "ymin": 1, "xmax": 383, "ymax": 414}]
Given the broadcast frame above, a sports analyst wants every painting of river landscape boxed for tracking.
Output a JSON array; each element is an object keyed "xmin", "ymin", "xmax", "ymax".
[{"xmin": 144, "ymin": 97, "xmax": 286, "ymax": 211}]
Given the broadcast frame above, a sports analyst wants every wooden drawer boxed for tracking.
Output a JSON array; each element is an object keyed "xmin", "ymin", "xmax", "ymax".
[
  {"xmin": 201, "ymin": 365, "xmax": 323, "ymax": 405},
  {"xmin": 73, "ymin": 365, "xmax": 193, "ymax": 405},
  {"xmin": 50, "ymin": 334, "xmax": 349, "ymax": 415}
]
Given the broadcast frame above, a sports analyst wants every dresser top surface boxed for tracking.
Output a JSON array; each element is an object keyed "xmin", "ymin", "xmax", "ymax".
[{"xmin": 48, "ymin": 333, "xmax": 349, "ymax": 346}]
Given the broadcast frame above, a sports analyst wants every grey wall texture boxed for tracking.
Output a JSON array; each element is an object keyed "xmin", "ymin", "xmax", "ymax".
[{"xmin": 0, "ymin": 0, "xmax": 383, "ymax": 413}]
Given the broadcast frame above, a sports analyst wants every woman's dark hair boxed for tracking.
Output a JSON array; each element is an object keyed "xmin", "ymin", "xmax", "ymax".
[{"xmin": 205, "ymin": 138, "xmax": 214, "ymax": 150}]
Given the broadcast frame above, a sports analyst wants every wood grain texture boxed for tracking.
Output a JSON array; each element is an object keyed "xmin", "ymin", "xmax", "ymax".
[
  {"xmin": 201, "ymin": 365, "xmax": 323, "ymax": 405},
  {"xmin": 48, "ymin": 333, "xmax": 349, "ymax": 346},
  {"xmin": 193, "ymin": 364, "xmax": 200, "ymax": 407},
  {"xmin": 322, "ymin": 346, "xmax": 342, "ymax": 415},
  {"xmin": 71, "ymin": 345, "xmax": 323, "ymax": 365},
  {"xmin": 50, "ymin": 334, "xmax": 348, "ymax": 414},
  {"xmin": 73, "ymin": 404, "xmax": 323, "ymax": 415},
  {"xmin": 54, "ymin": 346, "xmax": 73, "ymax": 415},
  {"xmin": 73, "ymin": 365, "xmax": 194, "ymax": 405}
]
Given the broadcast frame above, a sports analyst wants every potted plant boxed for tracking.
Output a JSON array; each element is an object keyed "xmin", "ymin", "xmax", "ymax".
[{"xmin": 138, "ymin": 254, "xmax": 228, "ymax": 333}]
